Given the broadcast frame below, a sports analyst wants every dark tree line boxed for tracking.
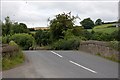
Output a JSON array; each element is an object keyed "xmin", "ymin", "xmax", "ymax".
[{"xmin": 2, "ymin": 16, "xmax": 29, "ymax": 36}]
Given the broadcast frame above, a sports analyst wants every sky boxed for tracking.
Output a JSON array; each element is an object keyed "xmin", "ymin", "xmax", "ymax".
[{"xmin": 1, "ymin": 0, "xmax": 119, "ymax": 28}]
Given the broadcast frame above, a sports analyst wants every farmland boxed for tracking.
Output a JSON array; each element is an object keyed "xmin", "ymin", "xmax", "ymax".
[{"xmin": 87, "ymin": 24, "xmax": 118, "ymax": 34}]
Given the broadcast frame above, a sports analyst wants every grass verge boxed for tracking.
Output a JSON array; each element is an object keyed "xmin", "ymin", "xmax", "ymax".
[
  {"xmin": 96, "ymin": 53, "xmax": 120, "ymax": 63},
  {"xmin": 2, "ymin": 51, "xmax": 25, "ymax": 70}
]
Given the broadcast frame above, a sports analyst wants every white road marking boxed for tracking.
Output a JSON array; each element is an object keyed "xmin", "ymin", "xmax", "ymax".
[
  {"xmin": 69, "ymin": 60, "xmax": 97, "ymax": 74},
  {"xmin": 51, "ymin": 51, "xmax": 63, "ymax": 58}
]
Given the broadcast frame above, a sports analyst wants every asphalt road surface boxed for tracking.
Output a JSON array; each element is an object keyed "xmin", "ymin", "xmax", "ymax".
[{"xmin": 3, "ymin": 50, "xmax": 119, "ymax": 78}]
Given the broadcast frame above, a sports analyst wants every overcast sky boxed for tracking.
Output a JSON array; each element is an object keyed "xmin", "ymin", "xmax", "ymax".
[{"xmin": 1, "ymin": 0, "xmax": 119, "ymax": 28}]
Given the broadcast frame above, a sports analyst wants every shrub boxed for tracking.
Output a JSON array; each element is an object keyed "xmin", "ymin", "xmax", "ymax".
[
  {"xmin": 10, "ymin": 33, "xmax": 35, "ymax": 50},
  {"xmin": 9, "ymin": 40, "xmax": 19, "ymax": 47},
  {"xmin": 2, "ymin": 50, "xmax": 24, "ymax": 70},
  {"xmin": 64, "ymin": 29, "xmax": 87, "ymax": 41},
  {"xmin": 91, "ymin": 32, "xmax": 112, "ymax": 41},
  {"xmin": 51, "ymin": 38, "xmax": 80, "ymax": 50},
  {"xmin": 0, "ymin": 36, "xmax": 2, "ymax": 43},
  {"xmin": 109, "ymin": 41, "xmax": 119, "ymax": 50},
  {"xmin": 110, "ymin": 30, "xmax": 118, "ymax": 41},
  {"xmin": 2, "ymin": 35, "xmax": 11, "ymax": 44},
  {"xmin": 34, "ymin": 29, "xmax": 51, "ymax": 46}
]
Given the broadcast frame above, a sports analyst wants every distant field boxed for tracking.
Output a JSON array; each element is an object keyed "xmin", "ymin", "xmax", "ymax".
[
  {"xmin": 87, "ymin": 24, "xmax": 118, "ymax": 34},
  {"xmin": 30, "ymin": 31, "xmax": 37, "ymax": 34}
]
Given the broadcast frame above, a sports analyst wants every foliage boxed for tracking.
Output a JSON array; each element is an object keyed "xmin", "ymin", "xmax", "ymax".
[
  {"xmin": 2, "ymin": 41, "xmax": 24, "ymax": 70},
  {"xmin": 80, "ymin": 18, "xmax": 94, "ymax": 29},
  {"xmin": 2, "ymin": 35, "xmax": 11, "ymax": 44},
  {"xmin": 90, "ymin": 30, "xmax": 119, "ymax": 41},
  {"xmin": 2, "ymin": 50, "xmax": 24, "ymax": 70},
  {"xmin": 0, "ymin": 36, "xmax": 2, "ymax": 42},
  {"xmin": 110, "ymin": 30, "xmax": 119, "ymax": 41},
  {"xmin": 109, "ymin": 41, "xmax": 119, "ymax": 50},
  {"xmin": 9, "ymin": 40, "xmax": 19, "ymax": 47},
  {"xmin": 2, "ymin": 16, "xmax": 29, "ymax": 36},
  {"xmin": 28, "ymin": 28, "xmax": 35, "ymax": 31},
  {"xmin": 95, "ymin": 19, "xmax": 102, "ymax": 25},
  {"xmin": 64, "ymin": 27, "xmax": 89, "ymax": 41},
  {"xmin": 93, "ymin": 24, "xmax": 114, "ymax": 29},
  {"xmin": 51, "ymin": 38, "xmax": 80, "ymax": 50},
  {"xmin": 91, "ymin": 32, "xmax": 112, "ymax": 41},
  {"xmin": 72, "ymin": 26, "xmax": 84, "ymax": 36},
  {"xmin": 34, "ymin": 29, "xmax": 51, "ymax": 46},
  {"xmin": 11, "ymin": 22, "xmax": 29, "ymax": 34},
  {"xmin": 2, "ymin": 16, "xmax": 12, "ymax": 36},
  {"xmin": 10, "ymin": 33, "xmax": 35, "ymax": 50},
  {"xmin": 49, "ymin": 12, "xmax": 76, "ymax": 40},
  {"xmin": 87, "ymin": 24, "xmax": 118, "ymax": 34}
]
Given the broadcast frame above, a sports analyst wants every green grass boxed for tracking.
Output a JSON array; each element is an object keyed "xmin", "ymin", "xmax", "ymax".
[
  {"xmin": 93, "ymin": 27, "xmax": 118, "ymax": 34},
  {"xmin": 30, "ymin": 31, "xmax": 37, "ymax": 34},
  {"xmin": 96, "ymin": 52, "xmax": 120, "ymax": 63},
  {"xmin": 94, "ymin": 24, "xmax": 113, "ymax": 29},
  {"xmin": 87, "ymin": 24, "xmax": 118, "ymax": 34},
  {"xmin": 2, "ymin": 51, "xmax": 25, "ymax": 70}
]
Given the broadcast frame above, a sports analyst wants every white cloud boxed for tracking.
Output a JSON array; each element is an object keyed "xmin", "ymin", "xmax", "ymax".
[{"xmin": 1, "ymin": 1, "xmax": 118, "ymax": 28}]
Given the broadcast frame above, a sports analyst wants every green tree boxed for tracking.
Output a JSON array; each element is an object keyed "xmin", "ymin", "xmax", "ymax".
[
  {"xmin": 49, "ymin": 12, "xmax": 75, "ymax": 40},
  {"xmin": 2, "ymin": 16, "xmax": 12, "ymax": 36},
  {"xmin": 95, "ymin": 19, "xmax": 102, "ymax": 25},
  {"xmin": 80, "ymin": 18, "xmax": 94, "ymax": 29},
  {"xmin": 11, "ymin": 22, "xmax": 29, "ymax": 34},
  {"xmin": 2, "ymin": 16, "xmax": 29, "ymax": 36},
  {"xmin": 34, "ymin": 29, "xmax": 51, "ymax": 46}
]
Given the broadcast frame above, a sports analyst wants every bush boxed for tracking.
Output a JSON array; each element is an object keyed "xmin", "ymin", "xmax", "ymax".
[
  {"xmin": 51, "ymin": 38, "xmax": 80, "ymax": 50},
  {"xmin": 109, "ymin": 41, "xmax": 119, "ymax": 50},
  {"xmin": 34, "ymin": 29, "xmax": 51, "ymax": 46},
  {"xmin": 64, "ymin": 29, "xmax": 87, "ymax": 41},
  {"xmin": 9, "ymin": 40, "xmax": 19, "ymax": 47},
  {"xmin": 2, "ymin": 50, "xmax": 24, "ymax": 70},
  {"xmin": 10, "ymin": 33, "xmax": 35, "ymax": 50},
  {"xmin": 110, "ymin": 30, "xmax": 118, "ymax": 41},
  {"xmin": 91, "ymin": 32, "xmax": 112, "ymax": 41},
  {"xmin": 2, "ymin": 35, "xmax": 11, "ymax": 44},
  {"xmin": 90, "ymin": 30, "xmax": 119, "ymax": 41}
]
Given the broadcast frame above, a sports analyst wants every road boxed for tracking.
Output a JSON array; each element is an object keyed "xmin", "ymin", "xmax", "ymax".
[{"xmin": 3, "ymin": 50, "xmax": 119, "ymax": 78}]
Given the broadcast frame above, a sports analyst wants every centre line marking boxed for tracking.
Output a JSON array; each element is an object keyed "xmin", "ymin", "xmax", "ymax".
[
  {"xmin": 69, "ymin": 60, "xmax": 97, "ymax": 74},
  {"xmin": 51, "ymin": 51, "xmax": 63, "ymax": 58}
]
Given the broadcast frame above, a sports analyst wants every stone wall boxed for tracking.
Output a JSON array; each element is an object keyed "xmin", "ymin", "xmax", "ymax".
[{"xmin": 79, "ymin": 40, "xmax": 119, "ymax": 61}]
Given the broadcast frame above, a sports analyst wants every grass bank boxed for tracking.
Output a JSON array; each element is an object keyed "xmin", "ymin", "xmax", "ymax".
[
  {"xmin": 2, "ymin": 50, "xmax": 25, "ymax": 70},
  {"xmin": 2, "ymin": 41, "xmax": 25, "ymax": 70},
  {"xmin": 87, "ymin": 24, "xmax": 118, "ymax": 34}
]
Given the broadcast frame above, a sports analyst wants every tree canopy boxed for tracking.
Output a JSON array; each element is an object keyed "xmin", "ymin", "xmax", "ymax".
[
  {"xmin": 95, "ymin": 19, "xmax": 102, "ymax": 25},
  {"xmin": 80, "ymin": 18, "xmax": 94, "ymax": 29},
  {"xmin": 2, "ymin": 16, "xmax": 29, "ymax": 36},
  {"xmin": 49, "ymin": 12, "xmax": 75, "ymax": 40}
]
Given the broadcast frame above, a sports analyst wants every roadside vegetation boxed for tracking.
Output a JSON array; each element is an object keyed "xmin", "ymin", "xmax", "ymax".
[
  {"xmin": 1, "ymin": 12, "xmax": 119, "ymax": 69},
  {"xmin": 2, "ymin": 13, "xmax": 118, "ymax": 51},
  {"xmin": 2, "ymin": 41, "xmax": 24, "ymax": 70},
  {"xmin": 87, "ymin": 24, "xmax": 118, "ymax": 34}
]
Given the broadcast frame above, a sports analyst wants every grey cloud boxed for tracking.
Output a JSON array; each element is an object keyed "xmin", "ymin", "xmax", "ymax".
[{"xmin": 1, "ymin": 1, "xmax": 118, "ymax": 28}]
